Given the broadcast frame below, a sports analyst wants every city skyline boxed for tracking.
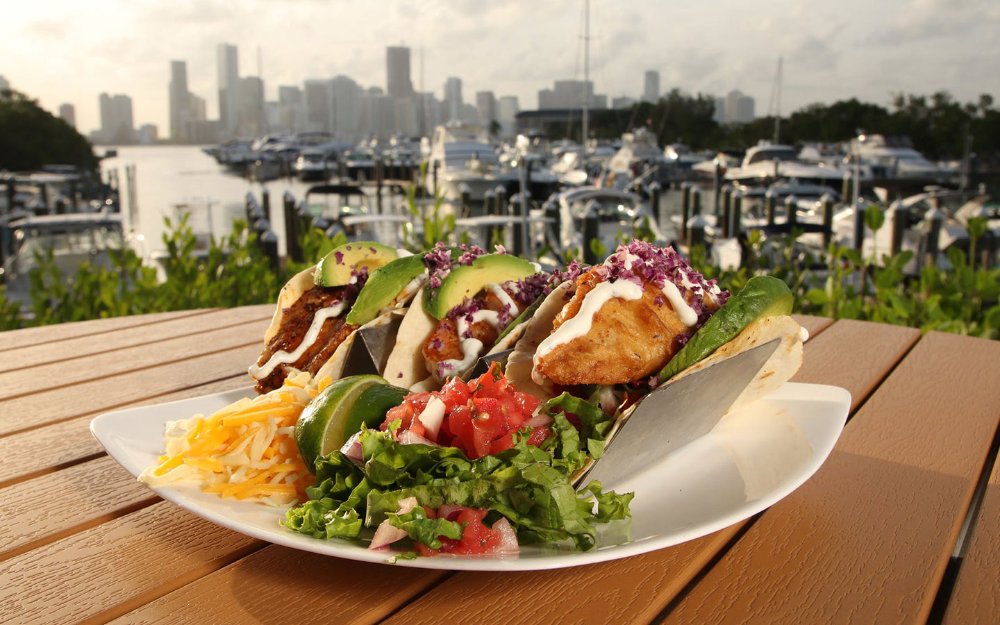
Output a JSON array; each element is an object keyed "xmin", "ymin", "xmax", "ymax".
[{"xmin": 4, "ymin": 0, "xmax": 998, "ymax": 135}]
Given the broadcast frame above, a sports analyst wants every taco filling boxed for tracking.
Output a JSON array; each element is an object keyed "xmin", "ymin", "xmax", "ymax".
[
  {"xmin": 533, "ymin": 241, "xmax": 728, "ymax": 387},
  {"xmin": 250, "ymin": 278, "xmax": 365, "ymax": 393}
]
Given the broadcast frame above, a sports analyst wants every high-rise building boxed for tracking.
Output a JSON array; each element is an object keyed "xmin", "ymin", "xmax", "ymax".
[
  {"xmin": 0, "ymin": 75, "xmax": 9, "ymax": 92},
  {"xmin": 713, "ymin": 97, "xmax": 726, "ymax": 123},
  {"xmin": 643, "ymin": 70, "xmax": 660, "ymax": 102},
  {"xmin": 58, "ymin": 103, "xmax": 76, "ymax": 128},
  {"xmin": 722, "ymin": 90, "xmax": 755, "ymax": 124},
  {"xmin": 277, "ymin": 85, "xmax": 305, "ymax": 133},
  {"xmin": 169, "ymin": 60, "xmax": 192, "ymax": 141},
  {"xmin": 330, "ymin": 75, "xmax": 364, "ymax": 139},
  {"xmin": 538, "ymin": 79, "xmax": 602, "ymax": 109},
  {"xmin": 304, "ymin": 79, "xmax": 331, "ymax": 132},
  {"xmin": 98, "ymin": 93, "xmax": 135, "ymax": 143},
  {"xmin": 444, "ymin": 77, "xmax": 463, "ymax": 121},
  {"xmin": 497, "ymin": 95, "xmax": 519, "ymax": 138},
  {"xmin": 217, "ymin": 43, "xmax": 240, "ymax": 134},
  {"xmin": 613, "ymin": 96, "xmax": 636, "ymax": 109},
  {"xmin": 238, "ymin": 76, "xmax": 265, "ymax": 136},
  {"xmin": 475, "ymin": 91, "xmax": 496, "ymax": 128},
  {"xmin": 386, "ymin": 46, "xmax": 413, "ymax": 99}
]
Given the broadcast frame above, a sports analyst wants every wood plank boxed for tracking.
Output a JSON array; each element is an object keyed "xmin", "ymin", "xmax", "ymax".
[
  {"xmin": 0, "ymin": 318, "xmax": 265, "ymax": 403},
  {"xmin": 0, "ymin": 304, "xmax": 271, "ymax": 373},
  {"xmin": 0, "ymin": 374, "xmax": 251, "ymax": 487},
  {"xmin": 0, "ymin": 455, "xmax": 156, "ymax": 561},
  {"xmin": 0, "ymin": 309, "xmax": 213, "ymax": 352},
  {"xmin": 791, "ymin": 314, "xmax": 832, "ymax": 339},
  {"xmin": 378, "ymin": 321, "xmax": 920, "ymax": 625},
  {"xmin": 0, "ymin": 502, "xmax": 262, "ymax": 625},
  {"xmin": 0, "ymin": 342, "xmax": 261, "ymax": 437},
  {"xmin": 108, "ymin": 546, "xmax": 446, "ymax": 625},
  {"xmin": 663, "ymin": 331, "xmax": 1000, "ymax": 624},
  {"xmin": 943, "ymin": 453, "xmax": 1000, "ymax": 625}
]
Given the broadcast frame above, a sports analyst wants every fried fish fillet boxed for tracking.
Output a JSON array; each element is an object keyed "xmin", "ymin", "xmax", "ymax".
[{"xmin": 534, "ymin": 270, "xmax": 696, "ymax": 386}]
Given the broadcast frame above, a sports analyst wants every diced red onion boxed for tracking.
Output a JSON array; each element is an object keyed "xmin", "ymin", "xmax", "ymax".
[
  {"xmin": 340, "ymin": 431, "xmax": 364, "ymax": 463},
  {"xmin": 416, "ymin": 397, "xmax": 446, "ymax": 439},
  {"xmin": 525, "ymin": 413, "xmax": 553, "ymax": 428},
  {"xmin": 368, "ymin": 497, "xmax": 419, "ymax": 550},
  {"xmin": 397, "ymin": 429, "xmax": 440, "ymax": 446},
  {"xmin": 437, "ymin": 504, "xmax": 466, "ymax": 521},
  {"xmin": 491, "ymin": 518, "xmax": 519, "ymax": 555}
]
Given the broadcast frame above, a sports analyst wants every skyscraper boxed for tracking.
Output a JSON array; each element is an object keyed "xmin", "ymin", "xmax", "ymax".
[
  {"xmin": 643, "ymin": 70, "xmax": 660, "ymax": 102},
  {"xmin": 239, "ymin": 76, "xmax": 265, "ymax": 136},
  {"xmin": 444, "ymin": 77, "xmax": 463, "ymax": 121},
  {"xmin": 217, "ymin": 43, "xmax": 240, "ymax": 134},
  {"xmin": 497, "ymin": 95, "xmax": 519, "ymax": 138},
  {"xmin": 723, "ymin": 90, "xmax": 755, "ymax": 123},
  {"xmin": 0, "ymin": 75, "xmax": 10, "ymax": 92},
  {"xmin": 386, "ymin": 46, "xmax": 413, "ymax": 99},
  {"xmin": 169, "ymin": 60, "xmax": 192, "ymax": 141},
  {"xmin": 475, "ymin": 91, "xmax": 496, "ymax": 127},
  {"xmin": 58, "ymin": 103, "xmax": 76, "ymax": 128},
  {"xmin": 98, "ymin": 93, "xmax": 135, "ymax": 143}
]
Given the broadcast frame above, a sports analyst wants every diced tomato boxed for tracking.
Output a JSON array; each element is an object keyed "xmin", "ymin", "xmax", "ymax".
[
  {"xmin": 413, "ymin": 506, "xmax": 506, "ymax": 556},
  {"xmin": 383, "ymin": 362, "xmax": 551, "ymax": 460},
  {"xmin": 526, "ymin": 426, "xmax": 552, "ymax": 447}
]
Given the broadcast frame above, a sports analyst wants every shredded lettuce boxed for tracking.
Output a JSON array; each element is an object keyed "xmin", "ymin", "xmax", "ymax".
[{"xmin": 284, "ymin": 394, "xmax": 632, "ymax": 551}]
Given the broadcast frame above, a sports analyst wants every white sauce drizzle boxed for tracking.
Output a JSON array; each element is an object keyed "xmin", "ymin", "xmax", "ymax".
[
  {"xmin": 488, "ymin": 283, "xmax": 519, "ymax": 316},
  {"xmin": 249, "ymin": 300, "xmax": 347, "ymax": 379},
  {"xmin": 534, "ymin": 279, "xmax": 644, "ymax": 362},
  {"xmin": 437, "ymin": 309, "xmax": 501, "ymax": 378},
  {"xmin": 660, "ymin": 281, "xmax": 699, "ymax": 326}
]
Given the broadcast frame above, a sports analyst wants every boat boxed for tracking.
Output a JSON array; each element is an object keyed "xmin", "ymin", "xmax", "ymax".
[
  {"xmin": 603, "ymin": 128, "xmax": 670, "ymax": 189},
  {"xmin": 724, "ymin": 143, "xmax": 848, "ymax": 186},
  {"xmin": 850, "ymin": 134, "xmax": 959, "ymax": 183},
  {"xmin": 542, "ymin": 185, "xmax": 662, "ymax": 255},
  {"xmin": 0, "ymin": 211, "xmax": 129, "ymax": 313},
  {"xmin": 293, "ymin": 148, "xmax": 334, "ymax": 182},
  {"xmin": 426, "ymin": 123, "xmax": 516, "ymax": 202}
]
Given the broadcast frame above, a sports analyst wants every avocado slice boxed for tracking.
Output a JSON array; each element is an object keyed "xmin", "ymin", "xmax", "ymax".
[
  {"xmin": 315, "ymin": 241, "xmax": 398, "ymax": 287},
  {"xmin": 658, "ymin": 275, "xmax": 793, "ymax": 382},
  {"xmin": 345, "ymin": 254, "xmax": 426, "ymax": 325},
  {"xmin": 423, "ymin": 253, "xmax": 537, "ymax": 320}
]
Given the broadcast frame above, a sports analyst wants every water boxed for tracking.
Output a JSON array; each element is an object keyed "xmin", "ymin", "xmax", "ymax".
[{"xmin": 100, "ymin": 145, "xmax": 373, "ymax": 258}]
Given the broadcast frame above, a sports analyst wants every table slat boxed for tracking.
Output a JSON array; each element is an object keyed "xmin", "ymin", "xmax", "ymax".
[
  {"xmin": 0, "ymin": 342, "xmax": 260, "ymax": 437},
  {"xmin": 663, "ymin": 331, "xmax": 1000, "ymax": 624},
  {"xmin": 0, "ymin": 502, "xmax": 262, "ymax": 625},
  {"xmin": 0, "ymin": 318, "xmax": 266, "ymax": 403},
  {"xmin": 377, "ymin": 320, "xmax": 919, "ymax": 625},
  {"xmin": 0, "ymin": 304, "xmax": 271, "ymax": 374},
  {"xmin": 0, "ymin": 374, "xmax": 251, "ymax": 487},
  {"xmin": 943, "ymin": 451, "xmax": 1000, "ymax": 624},
  {"xmin": 0, "ymin": 455, "xmax": 155, "ymax": 562},
  {"xmin": 0, "ymin": 309, "xmax": 214, "ymax": 352},
  {"xmin": 108, "ymin": 546, "xmax": 447, "ymax": 625}
]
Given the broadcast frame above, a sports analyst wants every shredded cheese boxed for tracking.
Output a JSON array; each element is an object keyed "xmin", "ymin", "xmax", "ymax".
[{"xmin": 139, "ymin": 371, "xmax": 324, "ymax": 507}]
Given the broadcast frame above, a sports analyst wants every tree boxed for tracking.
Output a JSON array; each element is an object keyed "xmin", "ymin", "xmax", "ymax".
[{"xmin": 0, "ymin": 90, "xmax": 98, "ymax": 171}]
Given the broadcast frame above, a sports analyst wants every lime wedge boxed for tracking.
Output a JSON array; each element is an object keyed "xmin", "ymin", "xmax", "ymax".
[{"xmin": 295, "ymin": 375, "xmax": 404, "ymax": 471}]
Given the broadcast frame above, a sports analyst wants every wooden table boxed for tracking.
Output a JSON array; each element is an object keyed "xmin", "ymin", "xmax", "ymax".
[{"xmin": 1, "ymin": 305, "xmax": 998, "ymax": 624}]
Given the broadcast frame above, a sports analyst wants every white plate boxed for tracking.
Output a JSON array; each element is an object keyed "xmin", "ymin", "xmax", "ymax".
[{"xmin": 91, "ymin": 382, "xmax": 849, "ymax": 571}]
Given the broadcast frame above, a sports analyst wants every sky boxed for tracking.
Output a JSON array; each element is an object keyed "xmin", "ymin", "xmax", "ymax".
[{"xmin": 3, "ymin": 0, "xmax": 999, "ymax": 135}]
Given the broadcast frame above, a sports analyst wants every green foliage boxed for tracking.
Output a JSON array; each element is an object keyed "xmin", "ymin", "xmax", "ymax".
[
  {"xmin": 579, "ymin": 90, "xmax": 999, "ymax": 161},
  {"xmin": 401, "ymin": 173, "xmax": 456, "ymax": 252},
  {"xmin": 1, "ymin": 214, "xmax": 290, "ymax": 330},
  {"xmin": 686, "ymin": 228, "xmax": 998, "ymax": 339},
  {"xmin": 0, "ymin": 89, "xmax": 98, "ymax": 171}
]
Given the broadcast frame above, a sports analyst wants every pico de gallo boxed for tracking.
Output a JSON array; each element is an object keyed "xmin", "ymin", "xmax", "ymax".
[
  {"xmin": 284, "ymin": 365, "xmax": 633, "ymax": 557},
  {"xmin": 381, "ymin": 363, "xmax": 550, "ymax": 458}
]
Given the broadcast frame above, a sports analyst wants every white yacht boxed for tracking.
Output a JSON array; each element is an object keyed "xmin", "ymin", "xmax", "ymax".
[
  {"xmin": 426, "ymin": 124, "xmax": 515, "ymax": 202},
  {"xmin": 850, "ymin": 134, "xmax": 958, "ymax": 182},
  {"xmin": 724, "ymin": 144, "xmax": 848, "ymax": 186}
]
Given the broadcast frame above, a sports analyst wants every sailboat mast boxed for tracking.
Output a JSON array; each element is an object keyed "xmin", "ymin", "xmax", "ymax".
[
  {"xmin": 582, "ymin": 0, "xmax": 590, "ymax": 145},
  {"xmin": 773, "ymin": 56, "xmax": 783, "ymax": 144}
]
